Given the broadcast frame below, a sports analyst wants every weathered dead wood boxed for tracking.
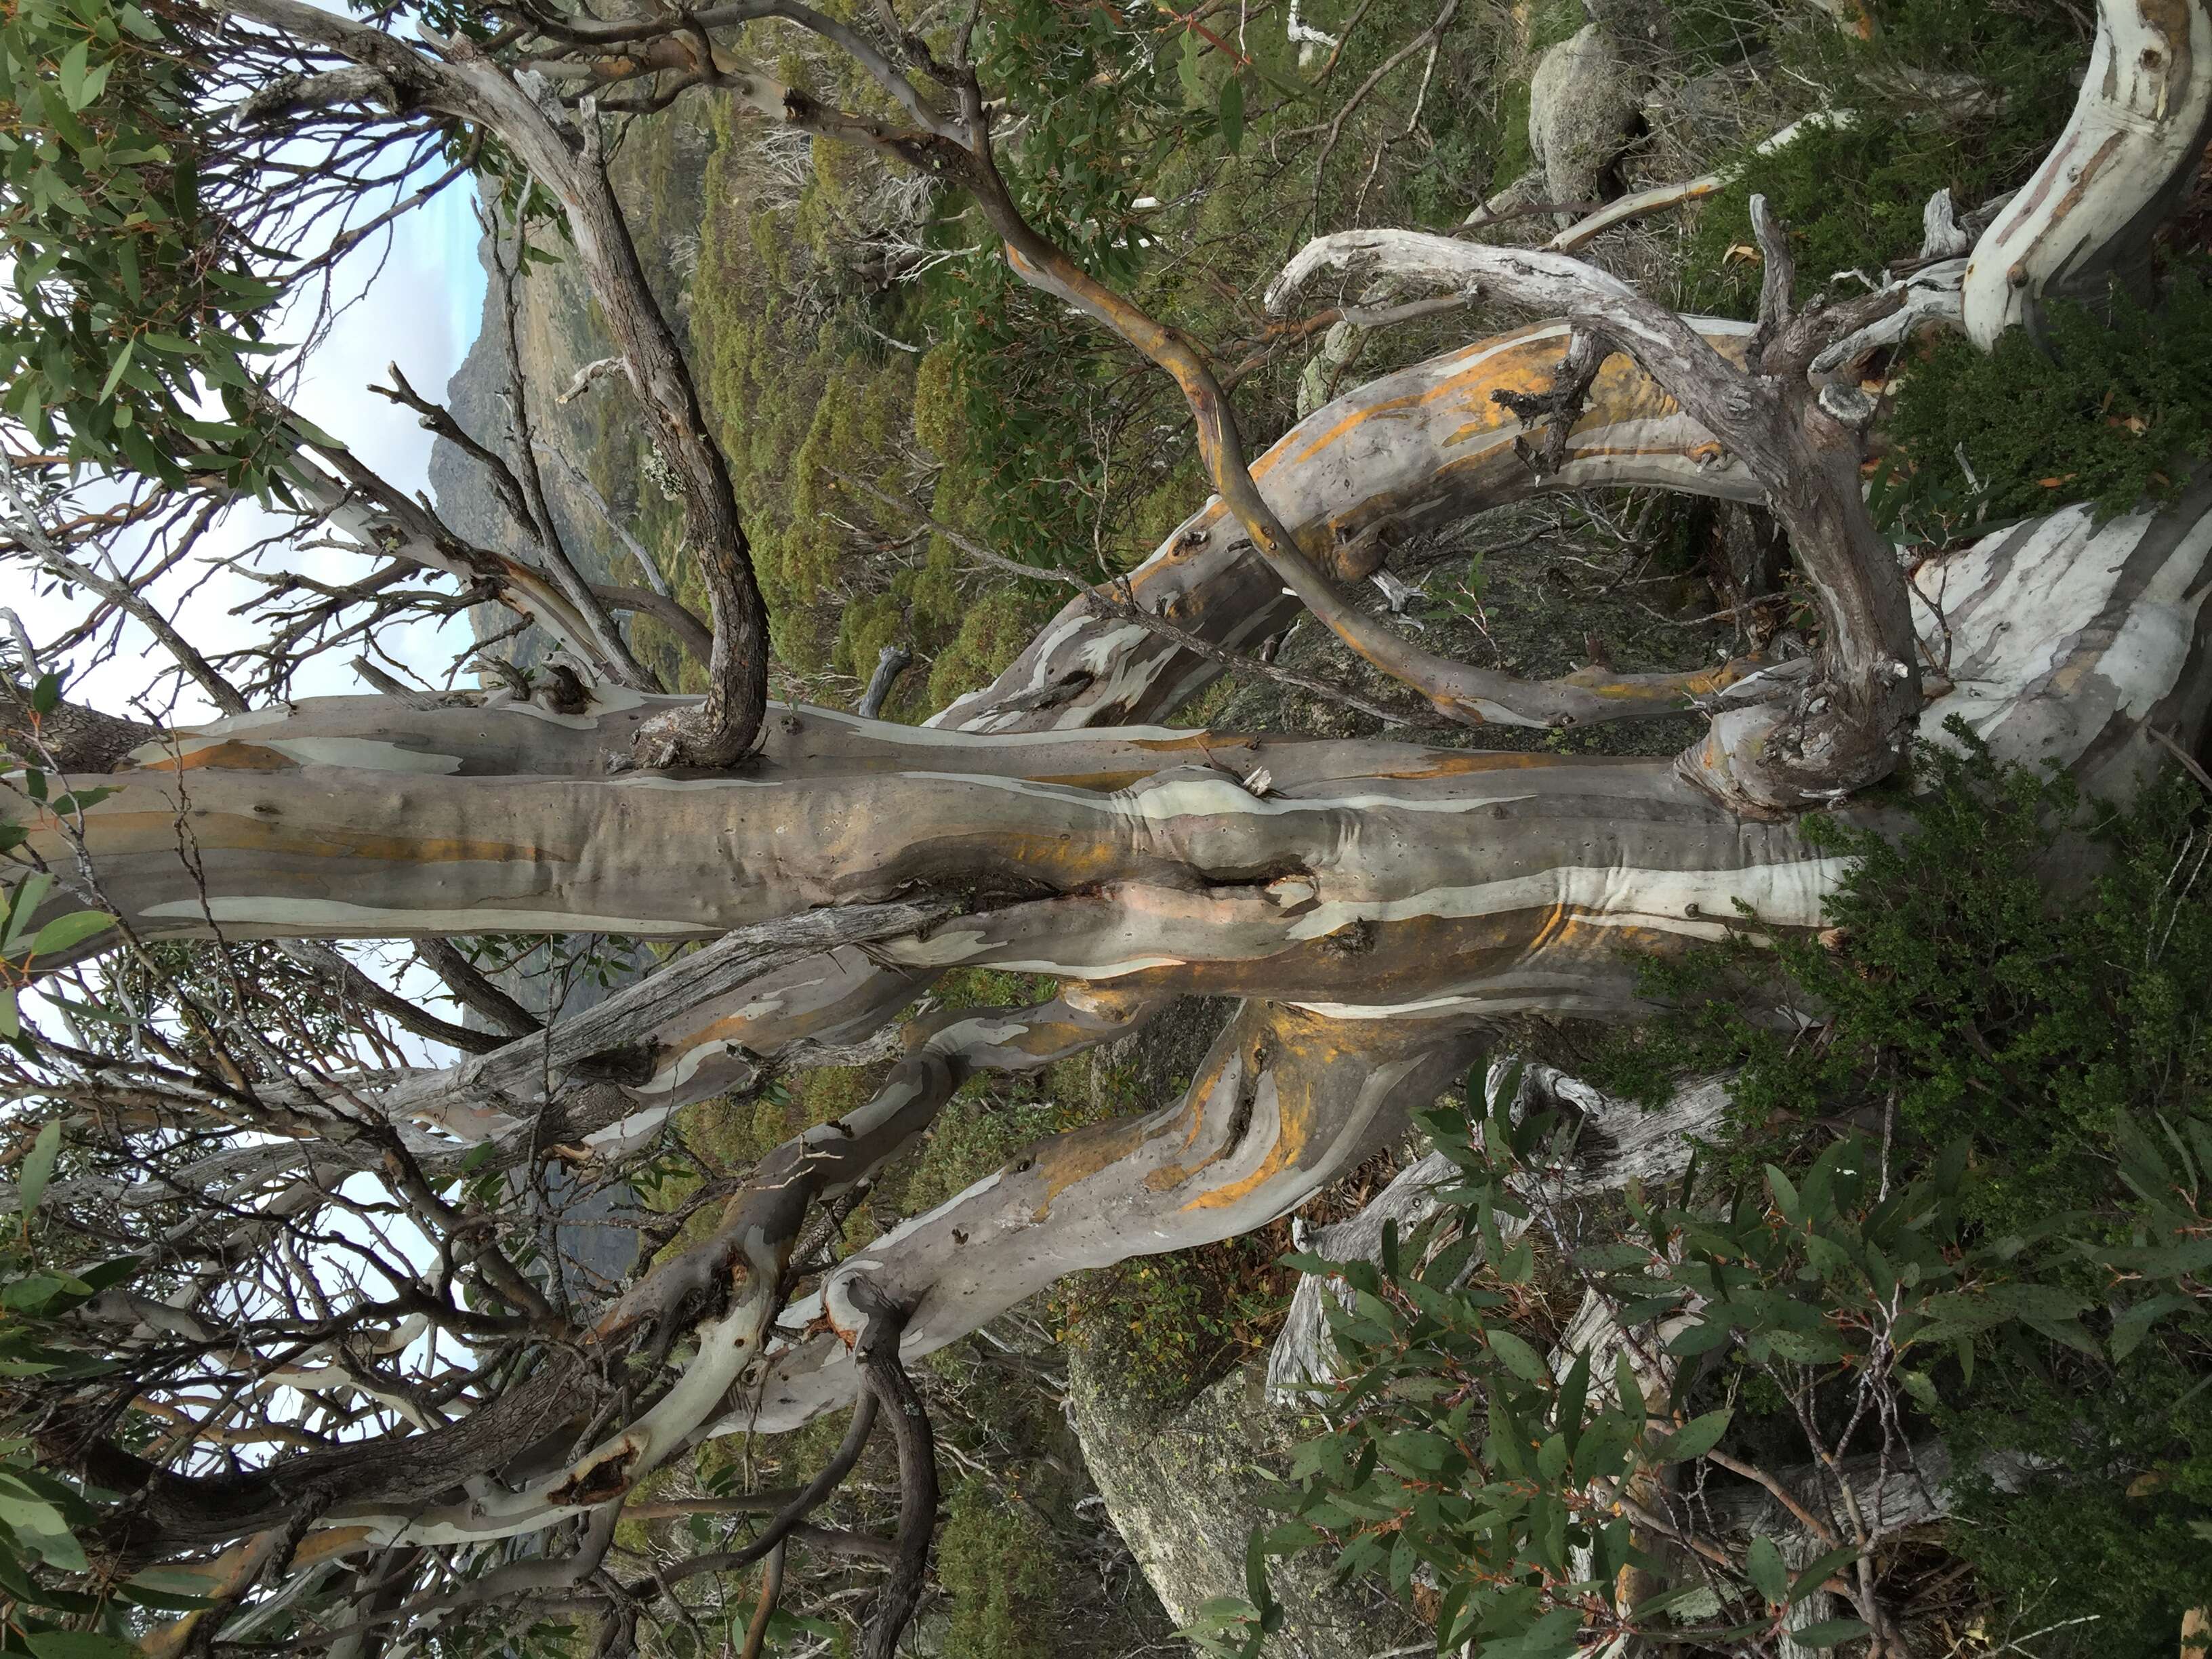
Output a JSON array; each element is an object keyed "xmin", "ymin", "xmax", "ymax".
[{"xmin": 1269, "ymin": 226, "xmax": 1921, "ymax": 811}]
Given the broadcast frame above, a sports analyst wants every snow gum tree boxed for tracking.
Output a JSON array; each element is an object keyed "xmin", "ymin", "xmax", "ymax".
[{"xmin": 1, "ymin": 0, "xmax": 2209, "ymax": 1652}]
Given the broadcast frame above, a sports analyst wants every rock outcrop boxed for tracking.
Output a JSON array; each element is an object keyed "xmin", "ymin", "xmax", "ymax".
[
  {"xmin": 1068, "ymin": 1350, "xmax": 1427, "ymax": 1659},
  {"xmin": 1529, "ymin": 22, "xmax": 1646, "ymax": 217}
]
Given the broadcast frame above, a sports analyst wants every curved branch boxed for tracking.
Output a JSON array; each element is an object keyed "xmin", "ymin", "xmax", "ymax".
[
  {"xmin": 280, "ymin": 940, "xmax": 504, "ymax": 1055},
  {"xmin": 1269, "ymin": 228, "xmax": 1921, "ymax": 809},
  {"xmin": 737, "ymin": 1538, "xmax": 785, "ymax": 1659},
  {"xmin": 1962, "ymin": 0, "xmax": 2212, "ymax": 346},
  {"xmin": 746, "ymin": 1001, "xmax": 1478, "ymax": 1434},
  {"xmin": 413, "ymin": 938, "xmax": 541, "ymax": 1040},
  {"xmin": 220, "ymin": 0, "xmax": 772, "ymax": 764},
  {"xmin": 931, "ymin": 318, "xmax": 1769, "ymax": 736},
  {"xmin": 848, "ymin": 1283, "xmax": 935, "ymax": 1659},
  {"xmin": 655, "ymin": 1393, "xmax": 880, "ymax": 1586}
]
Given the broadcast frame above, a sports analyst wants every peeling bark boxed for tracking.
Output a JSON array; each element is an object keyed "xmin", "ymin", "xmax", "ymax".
[
  {"xmin": 743, "ymin": 1002, "xmax": 1480, "ymax": 1434},
  {"xmin": 929, "ymin": 320, "xmax": 1765, "ymax": 735},
  {"xmin": 1269, "ymin": 230, "xmax": 1921, "ymax": 810}
]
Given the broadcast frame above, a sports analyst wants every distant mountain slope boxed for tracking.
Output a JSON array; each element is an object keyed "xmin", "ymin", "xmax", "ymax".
[{"xmin": 432, "ymin": 111, "xmax": 712, "ymax": 675}]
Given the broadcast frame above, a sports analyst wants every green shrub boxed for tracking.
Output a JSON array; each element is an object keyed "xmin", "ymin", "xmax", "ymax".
[
  {"xmin": 1604, "ymin": 729, "xmax": 2212, "ymax": 1231},
  {"xmin": 1063, "ymin": 1231, "xmax": 1291, "ymax": 1417},
  {"xmin": 1528, "ymin": 0, "xmax": 1587, "ymax": 54},
  {"xmin": 1212, "ymin": 737, "xmax": 2212, "ymax": 1658},
  {"xmin": 1662, "ymin": 0, "xmax": 1772, "ymax": 66},
  {"xmin": 938, "ymin": 1479, "xmax": 1064, "ymax": 1658},
  {"xmin": 1877, "ymin": 268, "xmax": 2212, "ymax": 540},
  {"xmin": 1679, "ymin": 0, "xmax": 2081, "ymax": 317},
  {"xmin": 1942, "ymin": 1352, "xmax": 2212, "ymax": 1658}
]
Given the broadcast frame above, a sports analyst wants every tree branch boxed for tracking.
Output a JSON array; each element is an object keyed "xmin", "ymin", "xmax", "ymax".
[
  {"xmin": 413, "ymin": 938, "xmax": 542, "ymax": 1039},
  {"xmin": 846, "ymin": 1282, "xmax": 935, "ymax": 1659}
]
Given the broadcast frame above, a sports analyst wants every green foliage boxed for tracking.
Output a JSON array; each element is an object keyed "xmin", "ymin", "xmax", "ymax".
[
  {"xmin": 1877, "ymin": 269, "xmax": 2212, "ymax": 541},
  {"xmin": 1679, "ymin": 0, "xmax": 2081, "ymax": 318},
  {"xmin": 1942, "ymin": 1348, "xmax": 2212, "ymax": 1658},
  {"xmin": 1600, "ymin": 737, "xmax": 2212, "ymax": 1647},
  {"xmin": 937, "ymin": 1479, "xmax": 1063, "ymax": 1658},
  {"xmin": 682, "ymin": 0, "xmax": 1521, "ymax": 711},
  {"xmin": 2, "ymin": 681, "xmax": 116, "ymax": 1040},
  {"xmin": 1063, "ymin": 1231, "xmax": 1290, "ymax": 1417},
  {"xmin": 0, "ymin": 0, "xmax": 298, "ymax": 489},
  {"xmin": 1609, "ymin": 730, "xmax": 2212, "ymax": 1231},
  {"xmin": 0, "ymin": 1127, "xmax": 190, "ymax": 1654},
  {"xmin": 1528, "ymin": 0, "xmax": 1588, "ymax": 54},
  {"xmin": 1246, "ymin": 1063, "xmax": 2051, "ymax": 1654},
  {"xmin": 972, "ymin": 0, "xmax": 1215, "ymax": 276},
  {"xmin": 1244, "ymin": 743, "xmax": 2212, "ymax": 1654},
  {"xmin": 1662, "ymin": 0, "xmax": 1773, "ymax": 67}
]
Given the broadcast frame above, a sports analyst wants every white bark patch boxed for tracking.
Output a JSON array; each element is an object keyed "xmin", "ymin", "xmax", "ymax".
[
  {"xmin": 1282, "ymin": 858, "xmax": 1853, "ymax": 944},
  {"xmin": 262, "ymin": 738, "xmax": 466, "ymax": 774},
  {"xmin": 878, "ymin": 928, "xmax": 1185, "ymax": 979},
  {"xmin": 828, "ymin": 1168, "xmax": 1008, "ymax": 1287},
  {"xmin": 801, "ymin": 703, "xmax": 1191, "ymax": 747},
  {"xmin": 939, "ymin": 613, "xmax": 1094, "ymax": 732},
  {"xmin": 141, "ymin": 897, "xmax": 702, "ymax": 935},
  {"xmin": 1917, "ymin": 493, "xmax": 2212, "ymax": 775},
  {"xmin": 1292, "ymin": 992, "xmax": 1540, "ymax": 1019},
  {"xmin": 609, "ymin": 775, "xmax": 781, "ymax": 791},
  {"xmin": 899, "ymin": 768, "xmax": 1538, "ymax": 823},
  {"xmin": 637, "ymin": 1010, "xmax": 781, "ymax": 1097},
  {"xmin": 1129, "ymin": 776, "xmax": 1542, "ymax": 821},
  {"xmin": 923, "ymin": 1015, "xmax": 1031, "ymax": 1054},
  {"xmin": 181, "ymin": 706, "xmax": 298, "ymax": 735},
  {"xmin": 1962, "ymin": 0, "xmax": 2212, "ymax": 344},
  {"xmin": 877, "ymin": 927, "xmax": 994, "ymax": 967},
  {"xmin": 581, "ymin": 1105, "xmax": 676, "ymax": 1155}
]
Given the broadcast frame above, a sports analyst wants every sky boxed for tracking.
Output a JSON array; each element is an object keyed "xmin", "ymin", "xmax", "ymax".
[{"xmin": 11, "ymin": 167, "xmax": 491, "ymax": 722}]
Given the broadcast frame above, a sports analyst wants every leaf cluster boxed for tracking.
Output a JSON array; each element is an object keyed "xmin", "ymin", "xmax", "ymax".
[
  {"xmin": 0, "ymin": 1123, "xmax": 188, "ymax": 1656},
  {"xmin": 1, "ymin": 0, "xmax": 294, "ymax": 491},
  {"xmin": 1237, "ymin": 739, "xmax": 2212, "ymax": 1654}
]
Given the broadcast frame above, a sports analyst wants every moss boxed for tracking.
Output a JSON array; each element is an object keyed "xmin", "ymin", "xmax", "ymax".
[
  {"xmin": 937, "ymin": 1479, "xmax": 1063, "ymax": 1658},
  {"xmin": 1060, "ymin": 1229, "xmax": 1292, "ymax": 1419},
  {"xmin": 933, "ymin": 967, "xmax": 1059, "ymax": 1010},
  {"xmin": 1877, "ymin": 267, "xmax": 2212, "ymax": 541},
  {"xmin": 1488, "ymin": 80, "xmax": 1534, "ymax": 194},
  {"xmin": 911, "ymin": 342, "xmax": 966, "ymax": 462}
]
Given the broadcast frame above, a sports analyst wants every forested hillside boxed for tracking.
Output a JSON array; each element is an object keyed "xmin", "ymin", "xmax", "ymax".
[{"xmin": 454, "ymin": 0, "xmax": 2100, "ymax": 718}]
